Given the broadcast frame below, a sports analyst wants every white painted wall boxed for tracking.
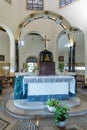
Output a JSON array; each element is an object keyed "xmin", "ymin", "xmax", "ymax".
[
  {"xmin": 0, "ymin": 31, "xmax": 10, "ymax": 62},
  {"xmin": 19, "ymin": 34, "xmax": 44, "ymax": 71},
  {"xmin": 1, "ymin": 0, "xmax": 87, "ymax": 38},
  {"xmin": 58, "ymin": 30, "xmax": 84, "ymax": 64},
  {"xmin": 0, "ymin": 0, "xmax": 87, "ymax": 73}
]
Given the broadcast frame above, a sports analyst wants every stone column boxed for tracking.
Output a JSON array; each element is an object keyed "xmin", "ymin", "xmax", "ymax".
[
  {"xmin": 72, "ymin": 45, "xmax": 75, "ymax": 72},
  {"xmin": 15, "ymin": 39, "xmax": 19, "ymax": 72},
  {"xmin": 68, "ymin": 47, "xmax": 72, "ymax": 72}
]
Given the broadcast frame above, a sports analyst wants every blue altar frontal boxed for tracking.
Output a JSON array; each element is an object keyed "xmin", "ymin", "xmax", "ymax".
[{"xmin": 14, "ymin": 73, "xmax": 76, "ymax": 102}]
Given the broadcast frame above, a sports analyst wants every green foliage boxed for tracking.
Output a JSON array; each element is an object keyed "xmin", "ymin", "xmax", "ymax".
[
  {"xmin": 32, "ymin": 65, "xmax": 38, "ymax": 73},
  {"xmin": 24, "ymin": 63, "xmax": 29, "ymax": 69},
  {"xmin": 47, "ymin": 98, "xmax": 61, "ymax": 107},
  {"xmin": 47, "ymin": 99, "xmax": 69, "ymax": 122},
  {"xmin": 54, "ymin": 105, "xmax": 69, "ymax": 123},
  {"xmin": 58, "ymin": 63, "xmax": 64, "ymax": 72}
]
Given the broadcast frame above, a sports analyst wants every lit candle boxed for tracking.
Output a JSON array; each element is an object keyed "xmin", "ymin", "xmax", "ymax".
[{"xmin": 36, "ymin": 119, "xmax": 39, "ymax": 127}]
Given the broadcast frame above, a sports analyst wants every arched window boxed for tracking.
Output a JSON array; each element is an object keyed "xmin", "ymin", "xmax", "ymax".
[{"xmin": 24, "ymin": 56, "xmax": 38, "ymax": 73}]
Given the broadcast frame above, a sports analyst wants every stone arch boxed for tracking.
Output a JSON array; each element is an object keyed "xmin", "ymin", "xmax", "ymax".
[
  {"xmin": 17, "ymin": 10, "xmax": 75, "ymax": 44},
  {"xmin": 0, "ymin": 23, "xmax": 15, "ymax": 76},
  {"xmin": 27, "ymin": 30, "xmax": 45, "ymax": 38},
  {"xmin": 17, "ymin": 10, "xmax": 76, "ymax": 72},
  {"xmin": 26, "ymin": 56, "xmax": 38, "ymax": 63}
]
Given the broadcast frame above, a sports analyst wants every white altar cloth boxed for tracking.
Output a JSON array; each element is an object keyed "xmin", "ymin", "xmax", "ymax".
[
  {"xmin": 23, "ymin": 75, "xmax": 75, "ymax": 101},
  {"xmin": 28, "ymin": 82, "xmax": 68, "ymax": 95}
]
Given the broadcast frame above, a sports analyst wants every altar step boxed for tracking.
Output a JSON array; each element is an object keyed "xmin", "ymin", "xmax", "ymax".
[
  {"xmin": 14, "ymin": 100, "xmax": 46, "ymax": 110},
  {"xmin": 5, "ymin": 97, "xmax": 82, "ymax": 119},
  {"xmin": 13, "ymin": 97, "xmax": 80, "ymax": 110}
]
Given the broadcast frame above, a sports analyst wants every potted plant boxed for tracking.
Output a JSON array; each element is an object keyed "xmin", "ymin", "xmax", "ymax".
[
  {"xmin": 54, "ymin": 105, "xmax": 69, "ymax": 128},
  {"xmin": 58, "ymin": 62, "xmax": 64, "ymax": 73},
  {"xmin": 47, "ymin": 98, "xmax": 61, "ymax": 112}
]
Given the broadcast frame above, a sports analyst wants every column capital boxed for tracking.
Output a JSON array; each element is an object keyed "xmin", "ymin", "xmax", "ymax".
[{"xmin": 15, "ymin": 39, "xmax": 18, "ymax": 44}]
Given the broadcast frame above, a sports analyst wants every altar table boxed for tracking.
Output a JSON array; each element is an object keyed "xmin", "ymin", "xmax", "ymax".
[{"xmin": 14, "ymin": 73, "xmax": 76, "ymax": 101}]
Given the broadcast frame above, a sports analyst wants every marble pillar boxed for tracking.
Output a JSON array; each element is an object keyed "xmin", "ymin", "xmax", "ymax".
[
  {"xmin": 72, "ymin": 45, "xmax": 75, "ymax": 72},
  {"xmin": 68, "ymin": 47, "xmax": 72, "ymax": 72},
  {"xmin": 68, "ymin": 45, "xmax": 76, "ymax": 72},
  {"xmin": 15, "ymin": 39, "xmax": 19, "ymax": 72}
]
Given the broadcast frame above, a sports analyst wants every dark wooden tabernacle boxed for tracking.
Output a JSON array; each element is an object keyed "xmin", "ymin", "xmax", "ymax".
[{"xmin": 39, "ymin": 49, "xmax": 55, "ymax": 75}]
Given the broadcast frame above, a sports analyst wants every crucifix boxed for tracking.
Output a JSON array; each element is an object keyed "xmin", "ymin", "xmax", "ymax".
[{"xmin": 41, "ymin": 35, "xmax": 50, "ymax": 50}]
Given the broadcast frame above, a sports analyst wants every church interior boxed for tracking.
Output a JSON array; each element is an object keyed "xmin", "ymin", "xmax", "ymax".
[{"xmin": 0, "ymin": 0, "xmax": 87, "ymax": 130}]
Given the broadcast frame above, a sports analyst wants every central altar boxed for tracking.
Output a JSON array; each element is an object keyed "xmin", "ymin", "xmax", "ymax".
[
  {"xmin": 13, "ymin": 35, "xmax": 77, "ymax": 110},
  {"xmin": 14, "ymin": 73, "xmax": 76, "ymax": 102}
]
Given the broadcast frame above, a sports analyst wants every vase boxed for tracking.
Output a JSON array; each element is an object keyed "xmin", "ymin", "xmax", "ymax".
[
  {"xmin": 47, "ymin": 105, "xmax": 55, "ymax": 112},
  {"xmin": 56, "ymin": 121, "xmax": 67, "ymax": 128}
]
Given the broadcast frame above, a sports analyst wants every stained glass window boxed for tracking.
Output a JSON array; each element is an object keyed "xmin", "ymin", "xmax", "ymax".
[
  {"xmin": 27, "ymin": 0, "xmax": 43, "ymax": 10},
  {"xmin": 60, "ymin": 0, "xmax": 77, "ymax": 8}
]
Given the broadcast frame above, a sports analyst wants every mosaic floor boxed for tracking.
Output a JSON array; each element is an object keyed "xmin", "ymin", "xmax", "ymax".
[
  {"xmin": 0, "ymin": 86, "xmax": 87, "ymax": 130},
  {"xmin": 0, "ymin": 112, "xmax": 16, "ymax": 130},
  {"xmin": 0, "ymin": 118, "xmax": 9, "ymax": 130}
]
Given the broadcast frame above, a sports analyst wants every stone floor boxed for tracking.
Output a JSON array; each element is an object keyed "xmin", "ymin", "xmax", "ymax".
[
  {"xmin": 39, "ymin": 122, "xmax": 84, "ymax": 130},
  {"xmin": 5, "ymin": 86, "xmax": 87, "ymax": 119},
  {"xmin": 6, "ymin": 94, "xmax": 82, "ymax": 119},
  {"xmin": 1, "ymin": 86, "xmax": 87, "ymax": 130}
]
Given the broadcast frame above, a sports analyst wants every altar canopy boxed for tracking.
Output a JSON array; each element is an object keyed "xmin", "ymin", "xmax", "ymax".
[{"xmin": 14, "ymin": 74, "xmax": 76, "ymax": 102}]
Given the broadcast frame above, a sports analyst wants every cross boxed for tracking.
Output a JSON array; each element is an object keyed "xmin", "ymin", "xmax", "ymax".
[{"xmin": 41, "ymin": 35, "xmax": 50, "ymax": 49}]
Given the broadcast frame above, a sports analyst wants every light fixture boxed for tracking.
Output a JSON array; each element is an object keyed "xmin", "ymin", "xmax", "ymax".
[
  {"xmin": 65, "ymin": 42, "xmax": 73, "ymax": 48},
  {"xmin": 3, "ymin": 66, "xmax": 9, "ymax": 70},
  {"xmin": 19, "ymin": 40, "xmax": 25, "ymax": 46}
]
